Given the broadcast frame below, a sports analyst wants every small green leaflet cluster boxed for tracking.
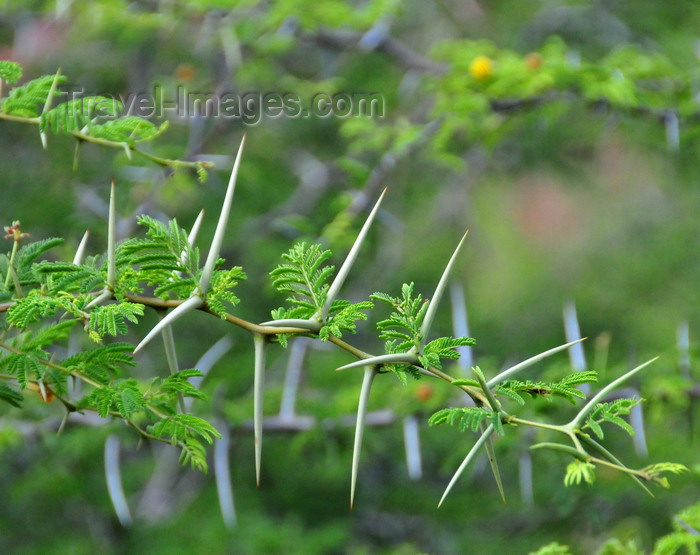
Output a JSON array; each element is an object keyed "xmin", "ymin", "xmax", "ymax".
[
  {"xmin": 86, "ymin": 369, "xmax": 219, "ymax": 472},
  {"xmin": 0, "ymin": 320, "xmax": 76, "ymax": 394},
  {"xmin": 429, "ymin": 406, "xmax": 504, "ymax": 435},
  {"xmin": 7, "ymin": 275, "xmax": 145, "ymax": 344},
  {"xmin": 0, "ymin": 61, "xmax": 201, "ymax": 178},
  {"xmin": 0, "ymin": 236, "xmax": 65, "ymax": 301},
  {"xmin": 270, "ymin": 242, "xmax": 373, "ymax": 344},
  {"xmin": 88, "ymin": 303, "xmax": 144, "ymax": 343},
  {"xmin": 0, "ymin": 61, "xmax": 166, "ymax": 146},
  {"xmin": 1, "ymin": 71, "xmax": 66, "ymax": 117},
  {"xmin": 207, "ymin": 266, "xmax": 247, "ymax": 318},
  {"xmin": 0, "ymin": 226, "xmax": 224, "ymax": 472},
  {"xmin": 495, "ymin": 370, "xmax": 599, "ymax": 405},
  {"xmin": 652, "ymin": 500, "xmax": 700, "ymax": 553},
  {"xmin": 581, "ymin": 397, "xmax": 642, "ymax": 440},
  {"xmin": 564, "ymin": 459, "xmax": 596, "ymax": 486},
  {"xmin": 370, "ymin": 282, "xmax": 474, "ymax": 382},
  {"xmin": 640, "ymin": 463, "xmax": 689, "ymax": 489},
  {"xmin": 118, "ymin": 215, "xmax": 202, "ymax": 299},
  {"xmin": 0, "ymin": 60, "xmax": 23, "ymax": 84},
  {"xmin": 116, "ymin": 214, "xmax": 245, "ymax": 313},
  {"xmin": 270, "ymin": 243, "xmax": 334, "ymax": 320},
  {"xmin": 534, "ymin": 499, "xmax": 700, "ymax": 554}
]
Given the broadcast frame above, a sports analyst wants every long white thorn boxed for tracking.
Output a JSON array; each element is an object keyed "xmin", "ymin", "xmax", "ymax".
[
  {"xmin": 486, "ymin": 339, "xmax": 586, "ymax": 389},
  {"xmin": 569, "ymin": 357, "xmax": 659, "ymax": 428},
  {"xmin": 132, "ymin": 296, "xmax": 203, "ymax": 354},
  {"xmin": 40, "ymin": 68, "xmax": 62, "ymax": 150},
  {"xmin": 200, "ymin": 135, "xmax": 246, "ymax": 296},
  {"xmin": 336, "ymin": 352, "xmax": 419, "ymax": 372},
  {"xmin": 214, "ymin": 422, "xmax": 236, "ymax": 529},
  {"xmin": 420, "ymin": 230, "xmax": 469, "ymax": 345},
  {"xmin": 253, "ymin": 333, "xmax": 266, "ymax": 486},
  {"xmin": 321, "ymin": 188, "xmax": 387, "ymax": 321},
  {"xmin": 188, "ymin": 209, "xmax": 206, "ymax": 247},
  {"xmin": 438, "ymin": 423, "xmax": 495, "ymax": 508},
  {"xmin": 104, "ymin": 435, "xmax": 132, "ymax": 527},
  {"xmin": 350, "ymin": 366, "xmax": 377, "ymax": 509},
  {"xmin": 73, "ymin": 230, "xmax": 90, "ymax": 265},
  {"xmin": 107, "ymin": 180, "xmax": 116, "ymax": 290},
  {"xmin": 160, "ymin": 317, "xmax": 185, "ymax": 413}
]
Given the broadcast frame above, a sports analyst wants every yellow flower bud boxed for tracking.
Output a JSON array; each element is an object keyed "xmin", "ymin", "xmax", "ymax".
[{"xmin": 469, "ymin": 55, "xmax": 493, "ymax": 80}]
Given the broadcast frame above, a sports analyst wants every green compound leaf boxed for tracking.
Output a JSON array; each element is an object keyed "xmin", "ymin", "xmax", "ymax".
[
  {"xmin": 371, "ymin": 282, "xmax": 429, "ymax": 348},
  {"xmin": 421, "ymin": 336, "xmax": 475, "ymax": 370},
  {"xmin": 641, "ymin": 462, "xmax": 688, "ymax": 489},
  {"xmin": 87, "ymin": 117, "xmax": 169, "ymax": 146},
  {"xmin": 151, "ymin": 369, "xmax": 208, "ymax": 403},
  {"xmin": 1, "ymin": 74, "xmax": 67, "ymax": 117},
  {"xmin": 0, "ymin": 61, "xmax": 22, "ymax": 84},
  {"xmin": 62, "ymin": 343, "xmax": 136, "ymax": 385},
  {"xmin": 496, "ymin": 370, "xmax": 598, "ymax": 405},
  {"xmin": 88, "ymin": 302, "xmax": 144, "ymax": 342},
  {"xmin": 429, "ymin": 406, "xmax": 503, "ymax": 435},
  {"xmin": 318, "ymin": 299, "xmax": 373, "ymax": 341},
  {"xmin": 564, "ymin": 459, "xmax": 596, "ymax": 486},
  {"xmin": 86, "ymin": 379, "xmax": 145, "ymax": 419},
  {"xmin": 40, "ymin": 96, "xmax": 123, "ymax": 134},
  {"xmin": 117, "ymin": 215, "xmax": 202, "ymax": 299},
  {"xmin": 582, "ymin": 398, "xmax": 642, "ymax": 439},
  {"xmin": 0, "ymin": 383, "xmax": 23, "ymax": 407},
  {"xmin": 178, "ymin": 437, "xmax": 210, "ymax": 473},
  {"xmin": 150, "ymin": 413, "xmax": 221, "ymax": 445},
  {"xmin": 206, "ymin": 267, "xmax": 247, "ymax": 318},
  {"xmin": 270, "ymin": 242, "xmax": 333, "ymax": 317}
]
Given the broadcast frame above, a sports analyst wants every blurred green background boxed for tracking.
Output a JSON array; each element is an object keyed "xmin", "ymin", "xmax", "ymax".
[{"xmin": 0, "ymin": 1, "xmax": 698, "ymax": 553}]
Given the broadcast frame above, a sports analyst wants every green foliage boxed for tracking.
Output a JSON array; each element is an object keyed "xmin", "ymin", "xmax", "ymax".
[
  {"xmin": 88, "ymin": 302, "xmax": 144, "ymax": 342},
  {"xmin": 0, "ymin": 383, "xmax": 23, "ymax": 408},
  {"xmin": 370, "ymin": 282, "xmax": 428, "ymax": 380},
  {"xmin": 371, "ymin": 282, "xmax": 428, "ymax": 350},
  {"xmin": 0, "ymin": 61, "xmax": 22, "ymax": 84},
  {"xmin": 150, "ymin": 414, "xmax": 221, "ymax": 472},
  {"xmin": 117, "ymin": 215, "xmax": 202, "ymax": 299},
  {"xmin": 0, "ymin": 62, "xmax": 208, "ymax": 175},
  {"xmin": 85, "ymin": 116, "xmax": 169, "ymax": 146},
  {"xmin": 496, "ymin": 370, "xmax": 599, "ymax": 405},
  {"xmin": 0, "ymin": 236, "xmax": 65, "ymax": 300},
  {"xmin": 6, "ymin": 291, "xmax": 70, "ymax": 328},
  {"xmin": 421, "ymin": 336, "xmax": 476, "ymax": 370},
  {"xmin": 86, "ymin": 378, "xmax": 145, "ymax": 419},
  {"xmin": 36, "ymin": 259, "xmax": 105, "ymax": 295},
  {"xmin": 62, "ymin": 343, "xmax": 136, "ymax": 385},
  {"xmin": 206, "ymin": 267, "xmax": 247, "ymax": 318},
  {"xmin": 652, "ymin": 500, "xmax": 700, "ymax": 554},
  {"xmin": 149, "ymin": 369, "xmax": 208, "ymax": 404},
  {"xmin": 151, "ymin": 413, "xmax": 220, "ymax": 444},
  {"xmin": 429, "ymin": 406, "xmax": 504, "ymax": 435},
  {"xmin": 270, "ymin": 242, "xmax": 334, "ymax": 318},
  {"xmin": 564, "ymin": 459, "xmax": 596, "ymax": 486},
  {"xmin": 40, "ymin": 96, "xmax": 123, "ymax": 134},
  {"xmin": 582, "ymin": 398, "xmax": 642, "ymax": 439},
  {"xmin": 369, "ymin": 282, "xmax": 474, "ymax": 381},
  {"xmin": 640, "ymin": 463, "xmax": 689, "ymax": 489},
  {"xmin": 0, "ymin": 352, "xmax": 43, "ymax": 389},
  {"xmin": 529, "ymin": 543, "xmax": 573, "ymax": 555},
  {"xmin": 318, "ymin": 298, "xmax": 374, "ymax": 340},
  {"xmin": 269, "ymin": 242, "xmax": 373, "ymax": 342},
  {"xmin": 1, "ymin": 73, "xmax": 66, "ymax": 117},
  {"xmin": 427, "ymin": 35, "xmax": 700, "ymax": 152}
]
